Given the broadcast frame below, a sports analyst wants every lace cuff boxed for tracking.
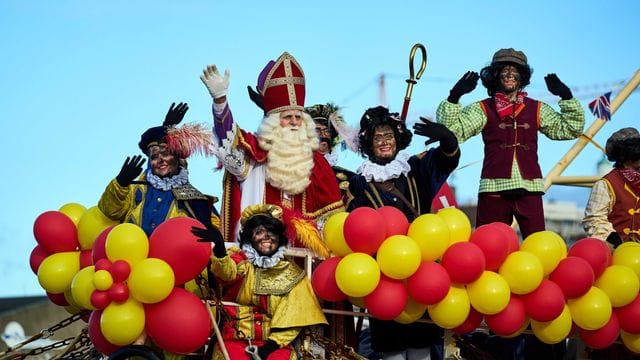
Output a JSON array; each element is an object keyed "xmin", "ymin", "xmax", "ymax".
[{"xmin": 210, "ymin": 124, "xmax": 249, "ymax": 177}]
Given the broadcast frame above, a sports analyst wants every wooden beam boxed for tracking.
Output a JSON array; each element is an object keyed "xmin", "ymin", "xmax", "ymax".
[{"xmin": 544, "ymin": 69, "xmax": 640, "ymax": 190}]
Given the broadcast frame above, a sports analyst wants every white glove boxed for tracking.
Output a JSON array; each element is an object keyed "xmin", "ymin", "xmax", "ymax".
[{"xmin": 200, "ymin": 65, "xmax": 230, "ymax": 99}]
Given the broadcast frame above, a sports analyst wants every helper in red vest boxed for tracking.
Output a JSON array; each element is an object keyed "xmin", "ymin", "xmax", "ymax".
[
  {"xmin": 584, "ymin": 127, "xmax": 640, "ymax": 247},
  {"xmin": 437, "ymin": 48, "xmax": 585, "ymax": 238}
]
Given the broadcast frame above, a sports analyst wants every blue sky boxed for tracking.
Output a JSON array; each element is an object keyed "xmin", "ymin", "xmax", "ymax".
[{"xmin": 1, "ymin": 0, "xmax": 639, "ymax": 297}]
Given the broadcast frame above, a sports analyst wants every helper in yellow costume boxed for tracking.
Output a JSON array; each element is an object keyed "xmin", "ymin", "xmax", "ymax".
[
  {"xmin": 98, "ymin": 102, "xmax": 221, "ymax": 359},
  {"xmin": 98, "ymin": 102, "xmax": 220, "ymax": 234},
  {"xmin": 192, "ymin": 204, "xmax": 327, "ymax": 360}
]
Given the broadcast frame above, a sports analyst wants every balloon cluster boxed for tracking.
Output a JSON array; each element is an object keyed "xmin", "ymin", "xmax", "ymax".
[
  {"xmin": 30, "ymin": 204, "xmax": 212, "ymax": 355},
  {"xmin": 312, "ymin": 206, "xmax": 640, "ymax": 354}
]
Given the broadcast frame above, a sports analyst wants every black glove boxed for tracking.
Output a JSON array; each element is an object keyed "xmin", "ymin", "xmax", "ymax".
[
  {"xmin": 247, "ymin": 86, "xmax": 265, "ymax": 113},
  {"xmin": 257, "ymin": 340, "xmax": 279, "ymax": 360},
  {"xmin": 448, "ymin": 71, "xmax": 479, "ymax": 103},
  {"xmin": 116, "ymin": 155, "xmax": 146, "ymax": 187},
  {"xmin": 191, "ymin": 226, "xmax": 226, "ymax": 258},
  {"xmin": 606, "ymin": 232, "xmax": 622, "ymax": 249},
  {"xmin": 413, "ymin": 117, "xmax": 458, "ymax": 153},
  {"xmin": 163, "ymin": 102, "xmax": 189, "ymax": 127},
  {"xmin": 544, "ymin": 74, "xmax": 573, "ymax": 100}
]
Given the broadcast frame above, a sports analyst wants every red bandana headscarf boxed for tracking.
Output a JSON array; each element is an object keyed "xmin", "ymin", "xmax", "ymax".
[{"xmin": 619, "ymin": 167, "xmax": 640, "ymax": 193}]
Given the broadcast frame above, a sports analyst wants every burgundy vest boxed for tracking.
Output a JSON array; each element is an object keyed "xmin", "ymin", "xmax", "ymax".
[
  {"xmin": 480, "ymin": 97, "xmax": 542, "ymax": 180},
  {"xmin": 603, "ymin": 169, "xmax": 640, "ymax": 242}
]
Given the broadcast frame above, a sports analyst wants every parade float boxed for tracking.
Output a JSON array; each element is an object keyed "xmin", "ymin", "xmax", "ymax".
[{"xmin": 3, "ymin": 44, "xmax": 640, "ymax": 359}]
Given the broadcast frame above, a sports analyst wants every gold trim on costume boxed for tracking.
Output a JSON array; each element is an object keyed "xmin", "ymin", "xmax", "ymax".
[
  {"xmin": 241, "ymin": 204, "xmax": 284, "ymax": 226},
  {"xmin": 254, "ymin": 262, "xmax": 306, "ymax": 295},
  {"xmin": 172, "ymin": 183, "xmax": 209, "ymax": 200}
]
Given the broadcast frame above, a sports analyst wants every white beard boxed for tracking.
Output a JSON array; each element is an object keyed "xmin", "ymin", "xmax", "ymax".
[{"xmin": 257, "ymin": 112, "xmax": 318, "ymax": 195}]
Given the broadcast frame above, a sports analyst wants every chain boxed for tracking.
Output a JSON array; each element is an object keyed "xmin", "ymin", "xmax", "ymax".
[{"xmin": 0, "ymin": 312, "xmax": 89, "ymax": 360}]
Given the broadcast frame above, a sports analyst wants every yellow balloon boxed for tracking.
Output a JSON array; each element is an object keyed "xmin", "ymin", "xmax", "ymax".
[
  {"xmin": 620, "ymin": 330, "xmax": 640, "ymax": 354},
  {"xmin": 129, "ymin": 258, "xmax": 175, "ymax": 303},
  {"xmin": 71, "ymin": 266, "xmax": 96, "ymax": 310},
  {"xmin": 613, "ymin": 244, "xmax": 640, "ymax": 281},
  {"xmin": 335, "ymin": 253, "xmax": 380, "ymax": 297},
  {"xmin": 77, "ymin": 206, "xmax": 118, "ymax": 250},
  {"xmin": 531, "ymin": 305, "xmax": 572, "ymax": 344},
  {"xmin": 37, "ymin": 252, "xmax": 81, "ymax": 293},
  {"xmin": 467, "ymin": 271, "xmax": 511, "ymax": 315},
  {"xmin": 407, "ymin": 214, "xmax": 450, "ymax": 261},
  {"xmin": 93, "ymin": 269, "xmax": 114, "ymax": 291},
  {"xmin": 64, "ymin": 288, "xmax": 82, "ymax": 309},
  {"xmin": 58, "ymin": 202, "xmax": 87, "ymax": 227},
  {"xmin": 618, "ymin": 241, "xmax": 640, "ymax": 251},
  {"xmin": 323, "ymin": 212, "xmax": 352, "ymax": 257},
  {"xmin": 427, "ymin": 285, "xmax": 470, "ymax": 329},
  {"xmin": 394, "ymin": 296, "xmax": 427, "ymax": 324},
  {"xmin": 64, "ymin": 304, "xmax": 83, "ymax": 315},
  {"xmin": 520, "ymin": 231, "xmax": 567, "ymax": 276},
  {"xmin": 436, "ymin": 207, "xmax": 471, "ymax": 245},
  {"xmin": 595, "ymin": 265, "xmax": 639, "ymax": 307},
  {"xmin": 100, "ymin": 298, "xmax": 145, "ymax": 346},
  {"xmin": 105, "ymin": 223, "xmax": 149, "ymax": 265},
  {"xmin": 567, "ymin": 286, "xmax": 612, "ymax": 330},
  {"xmin": 498, "ymin": 251, "xmax": 543, "ymax": 295},
  {"xmin": 377, "ymin": 235, "xmax": 421, "ymax": 279}
]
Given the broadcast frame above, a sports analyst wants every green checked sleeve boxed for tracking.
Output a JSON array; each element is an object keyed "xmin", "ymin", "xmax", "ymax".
[
  {"xmin": 436, "ymin": 100, "xmax": 487, "ymax": 143},
  {"xmin": 539, "ymin": 98, "xmax": 585, "ymax": 140}
]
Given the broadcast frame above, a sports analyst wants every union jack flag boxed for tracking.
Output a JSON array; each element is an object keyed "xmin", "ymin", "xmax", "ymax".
[{"xmin": 588, "ymin": 91, "xmax": 612, "ymax": 121}]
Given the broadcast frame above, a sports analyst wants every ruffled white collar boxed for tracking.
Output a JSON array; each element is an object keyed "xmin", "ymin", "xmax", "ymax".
[
  {"xmin": 242, "ymin": 244, "xmax": 286, "ymax": 269},
  {"xmin": 356, "ymin": 152, "xmax": 411, "ymax": 182},
  {"xmin": 146, "ymin": 167, "xmax": 189, "ymax": 191}
]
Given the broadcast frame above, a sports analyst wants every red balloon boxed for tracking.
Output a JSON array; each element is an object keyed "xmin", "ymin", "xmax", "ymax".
[
  {"xmin": 568, "ymin": 238, "xmax": 612, "ymax": 278},
  {"xmin": 616, "ymin": 293, "xmax": 640, "ymax": 333},
  {"xmin": 549, "ymin": 256, "xmax": 594, "ymax": 299},
  {"xmin": 110, "ymin": 260, "xmax": 131, "ymax": 282},
  {"xmin": 579, "ymin": 313, "xmax": 620, "ymax": 350},
  {"xmin": 94, "ymin": 258, "xmax": 112, "ymax": 272},
  {"xmin": 343, "ymin": 207, "xmax": 386, "ymax": 255},
  {"xmin": 452, "ymin": 307, "xmax": 483, "ymax": 335},
  {"xmin": 492, "ymin": 222, "xmax": 520, "ymax": 253},
  {"xmin": 485, "ymin": 296, "xmax": 527, "ymax": 337},
  {"xmin": 91, "ymin": 290, "xmax": 111, "ymax": 309},
  {"xmin": 92, "ymin": 226, "xmax": 114, "ymax": 263},
  {"xmin": 80, "ymin": 250, "xmax": 93, "ymax": 269},
  {"xmin": 33, "ymin": 210, "xmax": 79, "ymax": 253},
  {"xmin": 441, "ymin": 242, "xmax": 486, "ymax": 284},
  {"xmin": 469, "ymin": 223, "xmax": 511, "ymax": 271},
  {"xmin": 364, "ymin": 275, "xmax": 408, "ymax": 320},
  {"xmin": 311, "ymin": 257, "xmax": 347, "ymax": 302},
  {"xmin": 88, "ymin": 310, "xmax": 120, "ymax": 355},
  {"xmin": 376, "ymin": 206, "xmax": 409, "ymax": 237},
  {"xmin": 109, "ymin": 282, "xmax": 130, "ymax": 303},
  {"xmin": 47, "ymin": 292, "xmax": 69, "ymax": 306},
  {"xmin": 145, "ymin": 288, "xmax": 210, "ymax": 354},
  {"xmin": 523, "ymin": 279, "xmax": 565, "ymax": 321},
  {"xmin": 407, "ymin": 261, "xmax": 451, "ymax": 305},
  {"xmin": 148, "ymin": 217, "xmax": 212, "ymax": 285},
  {"xmin": 29, "ymin": 245, "xmax": 50, "ymax": 274}
]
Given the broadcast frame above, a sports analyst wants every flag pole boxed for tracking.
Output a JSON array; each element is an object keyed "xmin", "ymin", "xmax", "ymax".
[{"xmin": 543, "ymin": 69, "xmax": 640, "ymax": 190}]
